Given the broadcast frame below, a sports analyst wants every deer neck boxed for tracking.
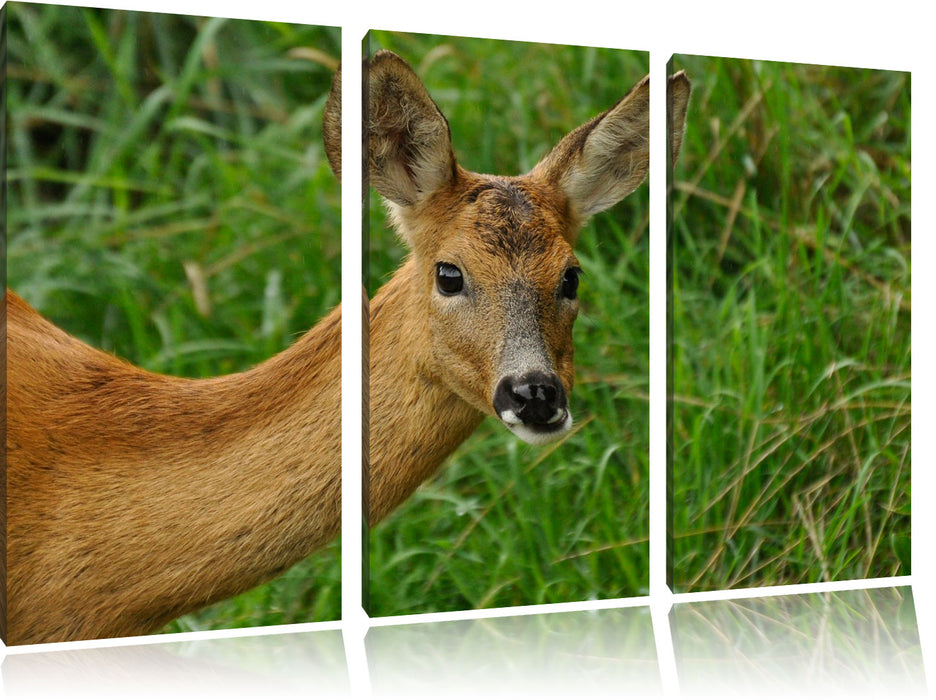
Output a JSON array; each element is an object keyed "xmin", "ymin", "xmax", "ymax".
[
  {"xmin": 198, "ymin": 303, "xmax": 344, "ymax": 554},
  {"xmin": 367, "ymin": 258, "xmax": 484, "ymax": 524},
  {"xmin": 141, "ymin": 318, "xmax": 345, "ymax": 628}
]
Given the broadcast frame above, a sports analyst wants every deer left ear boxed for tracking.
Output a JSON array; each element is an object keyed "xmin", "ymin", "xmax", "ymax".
[
  {"xmin": 530, "ymin": 74, "xmax": 650, "ymax": 220},
  {"xmin": 668, "ymin": 70, "xmax": 692, "ymax": 167}
]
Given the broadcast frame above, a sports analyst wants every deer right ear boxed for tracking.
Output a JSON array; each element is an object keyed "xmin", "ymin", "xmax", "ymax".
[
  {"xmin": 323, "ymin": 65, "xmax": 342, "ymax": 181},
  {"xmin": 367, "ymin": 50, "xmax": 457, "ymax": 208}
]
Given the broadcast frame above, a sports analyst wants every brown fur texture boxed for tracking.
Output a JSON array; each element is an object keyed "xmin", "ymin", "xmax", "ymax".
[
  {"xmin": 6, "ymin": 292, "xmax": 341, "ymax": 644},
  {"xmin": 3, "ymin": 50, "xmax": 691, "ymax": 645},
  {"xmin": 322, "ymin": 66, "xmax": 342, "ymax": 180}
]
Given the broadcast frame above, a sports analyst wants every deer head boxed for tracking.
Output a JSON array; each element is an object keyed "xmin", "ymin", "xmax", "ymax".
[{"xmin": 368, "ymin": 50, "xmax": 689, "ymax": 446}]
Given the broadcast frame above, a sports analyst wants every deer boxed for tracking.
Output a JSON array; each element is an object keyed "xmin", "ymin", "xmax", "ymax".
[
  {"xmin": 365, "ymin": 51, "xmax": 689, "ymax": 522},
  {"xmin": 4, "ymin": 49, "xmax": 690, "ymax": 646}
]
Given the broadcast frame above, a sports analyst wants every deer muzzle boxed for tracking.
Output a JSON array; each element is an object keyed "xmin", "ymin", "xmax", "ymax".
[{"xmin": 493, "ymin": 371, "xmax": 572, "ymax": 445}]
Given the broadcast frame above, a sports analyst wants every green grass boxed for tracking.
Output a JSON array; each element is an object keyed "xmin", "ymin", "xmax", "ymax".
[
  {"xmin": 365, "ymin": 32, "xmax": 650, "ymax": 617},
  {"xmin": 6, "ymin": 3, "xmax": 342, "ymax": 631},
  {"xmin": 668, "ymin": 56, "xmax": 911, "ymax": 591}
]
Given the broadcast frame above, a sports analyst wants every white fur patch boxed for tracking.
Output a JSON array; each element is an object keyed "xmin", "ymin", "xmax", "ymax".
[{"xmin": 501, "ymin": 410, "xmax": 573, "ymax": 446}]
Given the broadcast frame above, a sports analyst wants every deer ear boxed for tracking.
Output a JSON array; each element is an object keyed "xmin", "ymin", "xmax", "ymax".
[
  {"xmin": 530, "ymin": 74, "xmax": 650, "ymax": 219},
  {"xmin": 367, "ymin": 50, "xmax": 457, "ymax": 208},
  {"xmin": 668, "ymin": 70, "xmax": 692, "ymax": 167},
  {"xmin": 323, "ymin": 65, "xmax": 342, "ymax": 181}
]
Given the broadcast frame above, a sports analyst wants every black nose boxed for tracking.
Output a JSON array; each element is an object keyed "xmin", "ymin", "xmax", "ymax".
[{"xmin": 493, "ymin": 372, "xmax": 567, "ymax": 426}]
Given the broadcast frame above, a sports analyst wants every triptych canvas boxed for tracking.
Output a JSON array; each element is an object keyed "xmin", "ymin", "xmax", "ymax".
[{"xmin": 1, "ymin": 0, "xmax": 913, "ymax": 667}]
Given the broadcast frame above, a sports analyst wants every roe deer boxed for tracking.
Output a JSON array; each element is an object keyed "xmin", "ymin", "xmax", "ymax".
[
  {"xmin": 365, "ymin": 50, "xmax": 690, "ymax": 523},
  {"xmin": 4, "ymin": 50, "xmax": 690, "ymax": 645}
]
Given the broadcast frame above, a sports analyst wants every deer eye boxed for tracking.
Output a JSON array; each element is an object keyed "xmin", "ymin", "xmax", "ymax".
[
  {"xmin": 435, "ymin": 262, "xmax": 464, "ymax": 295},
  {"xmin": 560, "ymin": 267, "xmax": 581, "ymax": 300}
]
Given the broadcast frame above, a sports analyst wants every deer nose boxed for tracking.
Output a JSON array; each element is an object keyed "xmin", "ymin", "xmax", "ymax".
[{"xmin": 493, "ymin": 372, "xmax": 568, "ymax": 428}]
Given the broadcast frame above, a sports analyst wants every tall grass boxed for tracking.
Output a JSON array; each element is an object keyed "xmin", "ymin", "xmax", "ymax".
[
  {"xmin": 668, "ymin": 56, "xmax": 910, "ymax": 591},
  {"xmin": 365, "ymin": 32, "xmax": 650, "ymax": 617},
  {"xmin": 6, "ymin": 3, "xmax": 342, "ymax": 631}
]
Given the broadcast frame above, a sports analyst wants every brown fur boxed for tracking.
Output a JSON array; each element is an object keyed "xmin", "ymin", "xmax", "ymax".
[
  {"xmin": 6, "ymin": 291, "xmax": 341, "ymax": 644},
  {"xmin": 4, "ymin": 50, "xmax": 691, "ymax": 645}
]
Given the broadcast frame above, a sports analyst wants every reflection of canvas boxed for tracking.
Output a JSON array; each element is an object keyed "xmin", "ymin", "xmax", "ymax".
[
  {"xmin": 366, "ymin": 607, "xmax": 661, "ymax": 694},
  {"xmin": 4, "ymin": 3, "xmax": 342, "ymax": 643},
  {"xmin": 365, "ymin": 33, "xmax": 655, "ymax": 617},
  {"xmin": 672, "ymin": 587, "xmax": 924, "ymax": 694},
  {"xmin": 667, "ymin": 55, "xmax": 911, "ymax": 592},
  {"xmin": 5, "ymin": 588, "xmax": 923, "ymax": 696}
]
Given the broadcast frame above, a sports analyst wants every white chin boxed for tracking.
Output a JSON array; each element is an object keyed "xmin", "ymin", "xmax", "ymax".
[{"xmin": 502, "ymin": 411, "xmax": 573, "ymax": 446}]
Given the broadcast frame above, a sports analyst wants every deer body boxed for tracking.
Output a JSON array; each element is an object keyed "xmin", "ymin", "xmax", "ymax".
[
  {"xmin": 6, "ymin": 292, "xmax": 342, "ymax": 643},
  {"xmin": 5, "ymin": 50, "xmax": 690, "ymax": 645}
]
